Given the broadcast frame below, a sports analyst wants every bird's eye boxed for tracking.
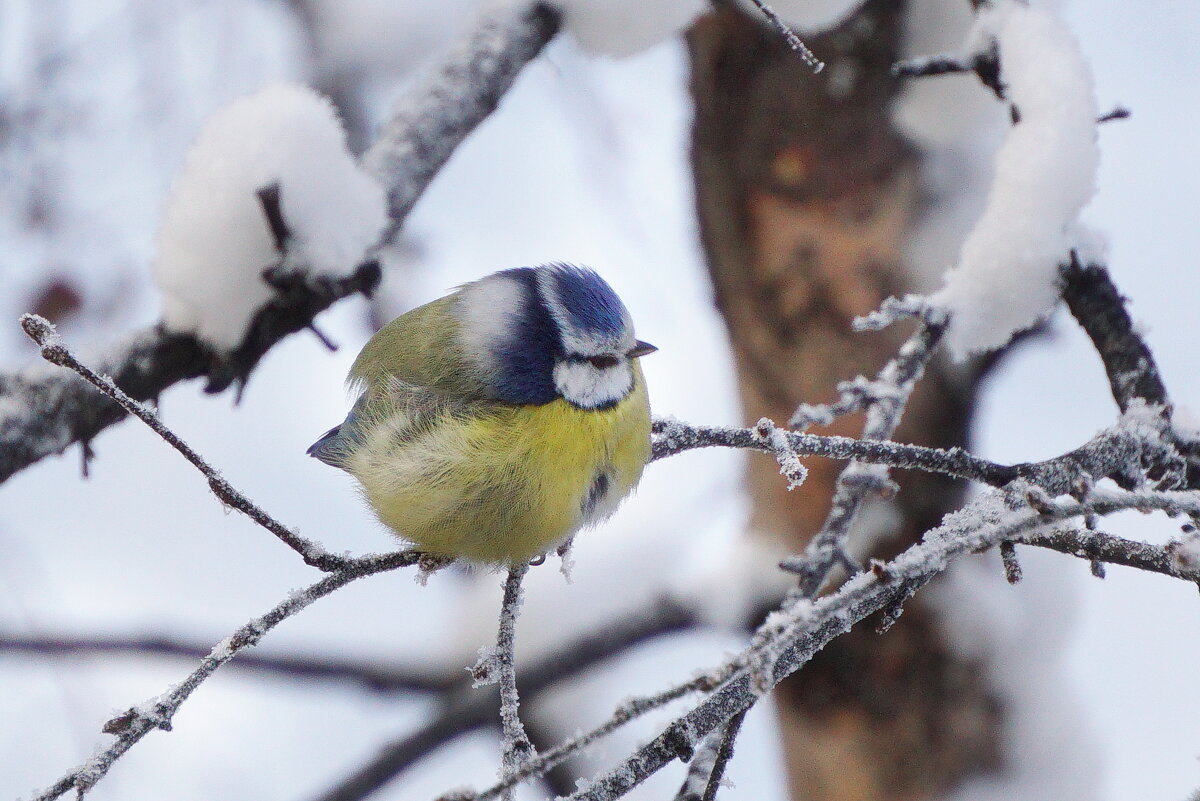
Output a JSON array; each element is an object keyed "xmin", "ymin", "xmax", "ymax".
[{"xmin": 585, "ymin": 354, "xmax": 620, "ymax": 369}]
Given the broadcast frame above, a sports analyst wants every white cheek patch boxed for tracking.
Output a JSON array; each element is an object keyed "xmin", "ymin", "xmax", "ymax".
[
  {"xmin": 455, "ymin": 275, "xmax": 524, "ymax": 371},
  {"xmin": 554, "ymin": 361, "xmax": 633, "ymax": 409}
]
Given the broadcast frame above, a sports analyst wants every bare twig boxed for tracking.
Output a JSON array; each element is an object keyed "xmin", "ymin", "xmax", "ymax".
[
  {"xmin": 20, "ymin": 314, "xmax": 347, "ymax": 571},
  {"xmin": 0, "ymin": 631, "xmax": 460, "ymax": 694},
  {"xmin": 891, "ymin": 41, "xmax": 1003, "ymax": 98},
  {"xmin": 743, "ymin": 0, "xmax": 824, "ymax": 73},
  {"xmin": 28, "ymin": 549, "xmax": 432, "ymax": 801},
  {"xmin": 1097, "ymin": 106, "xmax": 1131, "ymax": 123},
  {"xmin": 1061, "ymin": 256, "xmax": 1169, "ymax": 414}
]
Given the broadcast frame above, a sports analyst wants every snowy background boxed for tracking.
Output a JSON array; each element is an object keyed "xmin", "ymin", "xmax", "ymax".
[{"xmin": 1, "ymin": 1, "xmax": 1197, "ymax": 800}]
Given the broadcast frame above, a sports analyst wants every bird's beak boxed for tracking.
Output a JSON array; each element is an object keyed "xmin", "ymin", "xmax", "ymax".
[{"xmin": 628, "ymin": 340, "xmax": 658, "ymax": 358}]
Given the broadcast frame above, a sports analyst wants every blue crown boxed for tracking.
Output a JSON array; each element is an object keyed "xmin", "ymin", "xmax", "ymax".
[{"xmin": 543, "ymin": 263, "xmax": 627, "ymax": 345}]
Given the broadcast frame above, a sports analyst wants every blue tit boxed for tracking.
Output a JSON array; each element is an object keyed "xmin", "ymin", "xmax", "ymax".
[{"xmin": 308, "ymin": 263, "xmax": 656, "ymax": 564}]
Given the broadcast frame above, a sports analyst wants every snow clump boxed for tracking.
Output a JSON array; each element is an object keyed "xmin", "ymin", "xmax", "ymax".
[
  {"xmin": 933, "ymin": 0, "xmax": 1100, "ymax": 358},
  {"xmin": 152, "ymin": 83, "xmax": 386, "ymax": 350}
]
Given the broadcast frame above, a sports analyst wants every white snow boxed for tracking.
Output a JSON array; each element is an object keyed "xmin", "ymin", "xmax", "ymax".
[
  {"xmin": 933, "ymin": 0, "xmax": 1100, "ymax": 358},
  {"xmin": 553, "ymin": 0, "xmax": 707, "ymax": 57},
  {"xmin": 152, "ymin": 82, "xmax": 386, "ymax": 350}
]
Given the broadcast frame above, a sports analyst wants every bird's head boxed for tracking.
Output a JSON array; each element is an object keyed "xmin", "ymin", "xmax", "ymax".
[{"xmin": 454, "ymin": 263, "xmax": 655, "ymax": 410}]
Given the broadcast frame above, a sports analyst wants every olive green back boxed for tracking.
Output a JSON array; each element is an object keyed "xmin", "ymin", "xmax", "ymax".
[{"xmin": 348, "ymin": 294, "xmax": 488, "ymax": 400}]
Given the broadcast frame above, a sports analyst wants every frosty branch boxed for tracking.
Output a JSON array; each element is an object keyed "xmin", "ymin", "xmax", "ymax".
[
  {"xmin": 20, "ymin": 313, "xmax": 348, "ymax": 571},
  {"xmin": 780, "ymin": 315, "xmax": 947, "ymax": 595},
  {"xmin": 551, "ymin": 486, "xmax": 1200, "ymax": 801},
  {"xmin": 306, "ymin": 598, "xmax": 698, "ymax": 801},
  {"xmin": 0, "ymin": 0, "xmax": 561, "ymax": 486},
  {"xmin": 29, "ymin": 548, "xmax": 431, "ymax": 801}
]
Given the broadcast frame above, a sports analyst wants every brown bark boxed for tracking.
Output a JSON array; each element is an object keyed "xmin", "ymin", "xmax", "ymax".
[{"xmin": 688, "ymin": 3, "xmax": 1003, "ymax": 798}]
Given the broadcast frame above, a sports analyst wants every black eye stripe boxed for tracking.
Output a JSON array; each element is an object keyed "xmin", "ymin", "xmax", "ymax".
[{"xmin": 570, "ymin": 354, "xmax": 620, "ymax": 369}]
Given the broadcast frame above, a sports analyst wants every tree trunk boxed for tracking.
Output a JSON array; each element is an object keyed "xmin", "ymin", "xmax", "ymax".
[{"xmin": 688, "ymin": 3, "xmax": 1003, "ymax": 798}]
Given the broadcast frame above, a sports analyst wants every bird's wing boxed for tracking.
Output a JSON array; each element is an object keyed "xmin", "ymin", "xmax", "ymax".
[
  {"xmin": 348, "ymin": 293, "xmax": 488, "ymax": 399},
  {"xmin": 307, "ymin": 378, "xmax": 491, "ymax": 470}
]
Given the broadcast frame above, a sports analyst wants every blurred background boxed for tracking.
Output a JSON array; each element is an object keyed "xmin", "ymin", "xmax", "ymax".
[{"xmin": 1, "ymin": 1, "xmax": 1197, "ymax": 800}]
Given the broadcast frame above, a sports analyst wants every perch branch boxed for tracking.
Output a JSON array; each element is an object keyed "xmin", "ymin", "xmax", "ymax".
[
  {"xmin": 21, "ymin": 314, "xmax": 347, "ymax": 571},
  {"xmin": 28, "ymin": 549, "xmax": 432, "ymax": 801}
]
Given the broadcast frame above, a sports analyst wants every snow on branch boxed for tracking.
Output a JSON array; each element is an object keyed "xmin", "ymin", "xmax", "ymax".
[
  {"xmin": 0, "ymin": 1, "xmax": 562, "ymax": 486},
  {"xmin": 554, "ymin": 486, "xmax": 1200, "ymax": 801},
  {"xmin": 152, "ymin": 83, "xmax": 387, "ymax": 351},
  {"xmin": 364, "ymin": 1, "xmax": 561, "ymax": 244},
  {"xmin": 928, "ymin": 0, "xmax": 1101, "ymax": 358}
]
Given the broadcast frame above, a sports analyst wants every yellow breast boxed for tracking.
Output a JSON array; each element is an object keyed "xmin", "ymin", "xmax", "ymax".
[{"xmin": 346, "ymin": 367, "xmax": 651, "ymax": 563}]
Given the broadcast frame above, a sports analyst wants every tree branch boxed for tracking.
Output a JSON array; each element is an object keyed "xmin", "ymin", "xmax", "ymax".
[
  {"xmin": 561, "ymin": 486, "xmax": 1200, "ymax": 801},
  {"xmin": 20, "ymin": 314, "xmax": 348, "ymax": 570},
  {"xmin": 496, "ymin": 563, "xmax": 534, "ymax": 800},
  {"xmin": 0, "ymin": 631, "xmax": 460, "ymax": 694},
  {"xmin": 28, "ymin": 549, "xmax": 434, "ymax": 801},
  {"xmin": 0, "ymin": 0, "xmax": 562, "ymax": 486},
  {"xmin": 1061, "ymin": 256, "xmax": 1169, "ymax": 414},
  {"xmin": 653, "ymin": 413, "xmax": 1171, "ymax": 497},
  {"xmin": 311, "ymin": 599, "xmax": 696, "ymax": 801},
  {"xmin": 364, "ymin": 1, "xmax": 561, "ymax": 245},
  {"xmin": 780, "ymin": 317, "xmax": 947, "ymax": 595}
]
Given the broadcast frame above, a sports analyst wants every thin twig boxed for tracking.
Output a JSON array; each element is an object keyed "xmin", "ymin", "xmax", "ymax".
[
  {"xmin": 474, "ymin": 671, "xmax": 727, "ymax": 801},
  {"xmin": 27, "ymin": 549, "xmax": 431, "ymax": 801},
  {"xmin": 1097, "ymin": 106, "xmax": 1131, "ymax": 123},
  {"xmin": 20, "ymin": 314, "xmax": 347, "ymax": 572},
  {"xmin": 700, "ymin": 710, "xmax": 747, "ymax": 801},
  {"xmin": 780, "ymin": 318, "xmax": 947, "ymax": 596},
  {"xmin": 744, "ymin": 0, "xmax": 824, "ymax": 73},
  {"xmin": 496, "ymin": 562, "xmax": 534, "ymax": 800},
  {"xmin": 0, "ymin": 631, "xmax": 460, "ymax": 694},
  {"xmin": 1060, "ymin": 257, "xmax": 1169, "ymax": 413},
  {"xmin": 673, "ymin": 731, "xmax": 720, "ymax": 801}
]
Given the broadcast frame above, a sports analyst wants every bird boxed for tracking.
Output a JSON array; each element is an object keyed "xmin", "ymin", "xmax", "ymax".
[{"xmin": 308, "ymin": 263, "xmax": 656, "ymax": 564}]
